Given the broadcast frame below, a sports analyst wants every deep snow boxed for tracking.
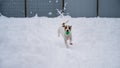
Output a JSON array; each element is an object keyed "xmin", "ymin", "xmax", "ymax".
[{"xmin": 0, "ymin": 15, "xmax": 120, "ymax": 68}]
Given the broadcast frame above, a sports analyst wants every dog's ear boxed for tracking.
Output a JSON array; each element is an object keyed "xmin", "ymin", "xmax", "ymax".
[{"xmin": 62, "ymin": 23, "xmax": 65, "ymax": 27}]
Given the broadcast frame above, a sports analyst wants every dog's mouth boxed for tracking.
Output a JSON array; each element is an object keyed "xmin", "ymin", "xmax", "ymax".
[{"xmin": 66, "ymin": 31, "xmax": 70, "ymax": 35}]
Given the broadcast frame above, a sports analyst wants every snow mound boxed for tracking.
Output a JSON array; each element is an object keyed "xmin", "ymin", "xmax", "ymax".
[{"xmin": 0, "ymin": 16, "xmax": 120, "ymax": 68}]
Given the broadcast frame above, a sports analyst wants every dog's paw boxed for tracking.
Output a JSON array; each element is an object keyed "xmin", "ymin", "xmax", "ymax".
[{"xmin": 66, "ymin": 44, "xmax": 69, "ymax": 48}]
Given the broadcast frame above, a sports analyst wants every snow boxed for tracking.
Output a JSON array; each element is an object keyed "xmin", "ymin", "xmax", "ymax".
[
  {"xmin": 0, "ymin": 15, "xmax": 120, "ymax": 68},
  {"xmin": 56, "ymin": 9, "xmax": 64, "ymax": 17},
  {"xmin": 64, "ymin": 2, "xmax": 68, "ymax": 11},
  {"xmin": 49, "ymin": 0, "xmax": 52, "ymax": 3},
  {"xmin": 56, "ymin": 0, "xmax": 59, "ymax": 3},
  {"xmin": 30, "ymin": 12, "xmax": 33, "ymax": 14},
  {"xmin": 48, "ymin": 12, "xmax": 52, "ymax": 15}
]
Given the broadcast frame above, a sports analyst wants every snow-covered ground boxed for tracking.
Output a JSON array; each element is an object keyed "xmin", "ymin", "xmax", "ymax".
[{"xmin": 0, "ymin": 15, "xmax": 120, "ymax": 68}]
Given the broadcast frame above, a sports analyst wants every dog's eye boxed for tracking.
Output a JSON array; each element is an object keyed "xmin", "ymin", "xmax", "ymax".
[
  {"xmin": 69, "ymin": 27, "xmax": 71, "ymax": 30},
  {"xmin": 65, "ymin": 26, "xmax": 67, "ymax": 29}
]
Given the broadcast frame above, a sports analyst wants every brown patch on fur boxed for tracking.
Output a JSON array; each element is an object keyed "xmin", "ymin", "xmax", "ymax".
[
  {"xmin": 62, "ymin": 23, "xmax": 65, "ymax": 27},
  {"xmin": 69, "ymin": 26, "xmax": 72, "ymax": 31},
  {"xmin": 64, "ymin": 26, "xmax": 67, "ymax": 30}
]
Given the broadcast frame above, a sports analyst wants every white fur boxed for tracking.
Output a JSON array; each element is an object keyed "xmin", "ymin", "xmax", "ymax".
[{"xmin": 58, "ymin": 26, "xmax": 72, "ymax": 48}]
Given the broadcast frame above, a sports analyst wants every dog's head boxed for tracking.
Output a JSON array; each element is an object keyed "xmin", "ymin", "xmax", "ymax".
[{"xmin": 64, "ymin": 25, "xmax": 72, "ymax": 35}]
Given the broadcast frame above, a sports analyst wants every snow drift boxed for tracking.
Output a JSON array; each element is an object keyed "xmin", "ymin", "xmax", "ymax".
[{"xmin": 0, "ymin": 15, "xmax": 120, "ymax": 68}]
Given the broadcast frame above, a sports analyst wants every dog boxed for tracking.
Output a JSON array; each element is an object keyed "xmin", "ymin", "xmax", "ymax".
[{"xmin": 58, "ymin": 20, "xmax": 73, "ymax": 48}]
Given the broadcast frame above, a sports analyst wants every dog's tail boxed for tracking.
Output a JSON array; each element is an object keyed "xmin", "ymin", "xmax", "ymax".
[{"xmin": 62, "ymin": 20, "xmax": 69, "ymax": 27}]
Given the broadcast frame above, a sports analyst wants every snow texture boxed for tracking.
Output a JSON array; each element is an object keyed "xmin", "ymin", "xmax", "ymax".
[
  {"xmin": 48, "ymin": 12, "xmax": 52, "ymax": 15},
  {"xmin": 0, "ymin": 15, "xmax": 120, "ymax": 68},
  {"xmin": 49, "ymin": 0, "xmax": 52, "ymax": 3},
  {"xmin": 56, "ymin": 0, "xmax": 59, "ymax": 3}
]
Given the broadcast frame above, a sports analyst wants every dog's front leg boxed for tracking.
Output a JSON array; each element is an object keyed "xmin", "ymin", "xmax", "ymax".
[
  {"xmin": 70, "ymin": 36, "xmax": 73, "ymax": 45},
  {"xmin": 64, "ymin": 39, "xmax": 69, "ymax": 48}
]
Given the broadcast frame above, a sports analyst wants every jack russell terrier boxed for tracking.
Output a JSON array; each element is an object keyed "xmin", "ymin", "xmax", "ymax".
[{"xmin": 58, "ymin": 20, "xmax": 73, "ymax": 48}]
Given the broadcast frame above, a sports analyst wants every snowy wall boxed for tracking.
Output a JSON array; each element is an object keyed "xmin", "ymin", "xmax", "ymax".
[
  {"xmin": 0, "ymin": 0, "xmax": 62, "ymax": 17},
  {"xmin": 99, "ymin": 0, "xmax": 120, "ymax": 17},
  {"xmin": 64, "ymin": 0, "xmax": 97, "ymax": 17},
  {"xmin": 27, "ymin": 0, "xmax": 62, "ymax": 17},
  {"xmin": 0, "ymin": 0, "xmax": 120, "ymax": 17},
  {"xmin": 26, "ymin": 0, "xmax": 37, "ymax": 17},
  {"xmin": 0, "ymin": 0, "xmax": 25, "ymax": 17}
]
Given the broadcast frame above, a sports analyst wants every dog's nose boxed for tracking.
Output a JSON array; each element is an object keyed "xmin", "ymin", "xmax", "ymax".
[{"xmin": 67, "ymin": 30, "xmax": 69, "ymax": 32}]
